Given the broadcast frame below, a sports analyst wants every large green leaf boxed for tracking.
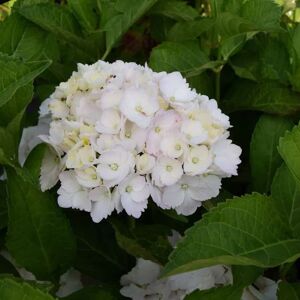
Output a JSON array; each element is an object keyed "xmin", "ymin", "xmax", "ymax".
[
  {"xmin": 0, "ymin": 111, "xmax": 25, "ymax": 165},
  {"xmin": 278, "ymin": 282, "xmax": 300, "ymax": 299},
  {"xmin": 167, "ymin": 19, "xmax": 214, "ymax": 42},
  {"xmin": 212, "ymin": 0, "xmax": 281, "ymax": 38},
  {"xmin": 162, "ymin": 193, "xmax": 300, "ymax": 277},
  {"xmin": 68, "ymin": 0, "xmax": 99, "ymax": 31},
  {"xmin": 185, "ymin": 285, "xmax": 244, "ymax": 300},
  {"xmin": 0, "ymin": 13, "xmax": 59, "ymax": 62},
  {"xmin": 0, "ymin": 255, "xmax": 19, "ymax": 276},
  {"xmin": 278, "ymin": 124, "xmax": 300, "ymax": 185},
  {"xmin": 111, "ymin": 219, "xmax": 172, "ymax": 265},
  {"xmin": 0, "ymin": 181, "xmax": 8, "ymax": 230},
  {"xmin": 0, "ymin": 84, "xmax": 33, "ymax": 127},
  {"xmin": 62, "ymin": 286, "xmax": 122, "ymax": 300},
  {"xmin": 149, "ymin": 41, "xmax": 210, "ymax": 75},
  {"xmin": 223, "ymin": 80, "xmax": 300, "ymax": 115},
  {"xmin": 250, "ymin": 115, "xmax": 293, "ymax": 193},
  {"xmin": 6, "ymin": 168, "xmax": 76, "ymax": 280},
  {"xmin": 17, "ymin": 2, "xmax": 95, "ymax": 57},
  {"xmin": 70, "ymin": 214, "xmax": 131, "ymax": 282},
  {"xmin": 272, "ymin": 164, "xmax": 300, "ymax": 238},
  {"xmin": 0, "ymin": 278, "xmax": 54, "ymax": 300},
  {"xmin": 0, "ymin": 54, "xmax": 50, "ymax": 108},
  {"xmin": 230, "ymin": 35, "xmax": 291, "ymax": 83},
  {"xmin": 149, "ymin": 0, "xmax": 199, "ymax": 21},
  {"xmin": 103, "ymin": 0, "xmax": 158, "ymax": 57}
]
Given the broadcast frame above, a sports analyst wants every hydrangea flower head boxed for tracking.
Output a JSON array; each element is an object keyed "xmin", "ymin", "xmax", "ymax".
[{"xmin": 23, "ymin": 60, "xmax": 241, "ymax": 222}]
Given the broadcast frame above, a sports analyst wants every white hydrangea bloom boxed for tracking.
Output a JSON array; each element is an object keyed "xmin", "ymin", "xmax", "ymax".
[
  {"xmin": 21, "ymin": 60, "xmax": 241, "ymax": 222},
  {"xmin": 120, "ymin": 232, "xmax": 233, "ymax": 300},
  {"xmin": 242, "ymin": 276, "xmax": 278, "ymax": 300},
  {"xmin": 58, "ymin": 171, "xmax": 91, "ymax": 212},
  {"xmin": 118, "ymin": 175, "xmax": 149, "ymax": 218}
]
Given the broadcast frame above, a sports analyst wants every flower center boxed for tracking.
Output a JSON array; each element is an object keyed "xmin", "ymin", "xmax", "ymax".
[
  {"xmin": 192, "ymin": 157, "xmax": 199, "ymax": 164},
  {"xmin": 181, "ymin": 184, "xmax": 188, "ymax": 190},
  {"xmin": 110, "ymin": 163, "xmax": 119, "ymax": 171},
  {"xmin": 166, "ymin": 165, "xmax": 173, "ymax": 172},
  {"xmin": 135, "ymin": 105, "xmax": 143, "ymax": 112},
  {"xmin": 175, "ymin": 144, "xmax": 181, "ymax": 151},
  {"xmin": 154, "ymin": 126, "xmax": 161, "ymax": 133},
  {"xmin": 126, "ymin": 185, "xmax": 133, "ymax": 193}
]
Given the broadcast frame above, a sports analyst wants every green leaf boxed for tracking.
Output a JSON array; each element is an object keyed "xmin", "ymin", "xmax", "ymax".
[
  {"xmin": 0, "ymin": 12, "xmax": 60, "ymax": 63},
  {"xmin": 0, "ymin": 278, "xmax": 54, "ymax": 300},
  {"xmin": 62, "ymin": 286, "xmax": 122, "ymax": 300},
  {"xmin": 0, "ymin": 255, "xmax": 19, "ymax": 276},
  {"xmin": 0, "ymin": 13, "xmax": 28, "ymax": 55},
  {"xmin": 250, "ymin": 115, "xmax": 293, "ymax": 193},
  {"xmin": 0, "ymin": 181, "xmax": 8, "ymax": 230},
  {"xmin": 278, "ymin": 281, "xmax": 300, "ymax": 299},
  {"xmin": 17, "ymin": 2, "xmax": 94, "ymax": 57},
  {"xmin": 0, "ymin": 111, "xmax": 25, "ymax": 165},
  {"xmin": 184, "ymin": 285, "xmax": 244, "ymax": 300},
  {"xmin": 103, "ymin": 0, "xmax": 158, "ymax": 57},
  {"xmin": 278, "ymin": 124, "xmax": 300, "ymax": 185},
  {"xmin": 149, "ymin": 41, "xmax": 209, "ymax": 75},
  {"xmin": 223, "ymin": 79, "xmax": 300, "ymax": 116},
  {"xmin": 162, "ymin": 193, "xmax": 300, "ymax": 277},
  {"xmin": 0, "ymin": 84, "xmax": 33, "ymax": 127},
  {"xmin": 272, "ymin": 164, "xmax": 300, "ymax": 238},
  {"xmin": 212, "ymin": 0, "xmax": 281, "ymax": 38},
  {"xmin": 68, "ymin": 0, "xmax": 99, "ymax": 31},
  {"xmin": 70, "ymin": 214, "xmax": 131, "ymax": 282},
  {"xmin": 149, "ymin": 0, "xmax": 199, "ymax": 21},
  {"xmin": 230, "ymin": 35, "xmax": 291, "ymax": 83},
  {"xmin": 231, "ymin": 265, "xmax": 262, "ymax": 286},
  {"xmin": 111, "ymin": 219, "xmax": 172, "ymax": 264},
  {"xmin": 0, "ymin": 54, "xmax": 50, "ymax": 108},
  {"xmin": 6, "ymin": 168, "xmax": 76, "ymax": 280},
  {"xmin": 167, "ymin": 19, "xmax": 214, "ymax": 42}
]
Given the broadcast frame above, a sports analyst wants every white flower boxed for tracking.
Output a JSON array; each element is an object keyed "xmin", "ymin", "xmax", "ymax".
[
  {"xmin": 89, "ymin": 186, "xmax": 120, "ymax": 222},
  {"xmin": 159, "ymin": 72, "xmax": 196, "ymax": 104},
  {"xmin": 184, "ymin": 145, "xmax": 212, "ymax": 176},
  {"xmin": 58, "ymin": 171, "xmax": 91, "ymax": 212},
  {"xmin": 120, "ymin": 87, "xmax": 159, "ymax": 128},
  {"xmin": 120, "ymin": 248, "xmax": 232, "ymax": 300},
  {"xmin": 160, "ymin": 133, "xmax": 187, "ymax": 159},
  {"xmin": 40, "ymin": 147, "xmax": 65, "ymax": 192},
  {"xmin": 97, "ymin": 89, "xmax": 122, "ymax": 109},
  {"xmin": 66, "ymin": 144, "xmax": 97, "ymax": 169},
  {"xmin": 120, "ymin": 120, "xmax": 147, "ymax": 152},
  {"xmin": 165, "ymin": 175, "xmax": 221, "ymax": 216},
  {"xmin": 95, "ymin": 108, "xmax": 122, "ymax": 134},
  {"xmin": 152, "ymin": 157, "xmax": 183, "ymax": 187},
  {"xmin": 118, "ymin": 175, "xmax": 149, "ymax": 218},
  {"xmin": 136, "ymin": 154, "xmax": 155, "ymax": 175},
  {"xmin": 181, "ymin": 119, "xmax": 208, "ymax": 145},
  {"xmin": 96, "ymin": 148, "xmax": 135, "ymax": 187},
  {"xmin": 212, "ymin": 138, "xmax": 242, "ymax": 176},
  {"xmin": 242, "ymin": 276, "xmax": 278, "ymax": 300},
  {"xmin": 94, "ymin": 134, "xmax": 119, "ymax": 153},
  {"xmin": 49, "ymin": 99, "xmax": 69, "ymax": 119},
  {"xmin": 18, "ymin": 115, "xmax": 50, "ymax": 166},
  {"xmin": 56, "ymin": 268, "xmax": 83, "ymax": 297},
  {"xmin": 75, "ymin": 167, "xmax": 101, "ymax": 188},
  {"xmin": 161, "ymin": 175, "xmax": 220, "ymax": 212}
]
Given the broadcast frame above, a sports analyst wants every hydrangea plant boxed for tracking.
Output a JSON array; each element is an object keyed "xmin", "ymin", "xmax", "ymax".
[{"xmin": 0, "ymin": 0, "xmax": 300, "ymax": 299}]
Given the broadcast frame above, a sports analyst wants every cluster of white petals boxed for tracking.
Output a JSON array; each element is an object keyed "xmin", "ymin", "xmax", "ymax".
[
  {"xmin": 35, "ymin": 60, "xmax": 241, "ymax": 222},
  {"xmin": 120, "ymin": 258, "xmax": 232, "ymax": 300}
]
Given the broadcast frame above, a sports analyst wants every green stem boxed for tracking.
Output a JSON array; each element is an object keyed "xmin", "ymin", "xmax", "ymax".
[
  {"xmin": 215, "ymin": 70, "xmax": 221, "ymax": 102},
  {"xmin": 101, "ymin": 48, "xmax": 110, "ymax": 61}
]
